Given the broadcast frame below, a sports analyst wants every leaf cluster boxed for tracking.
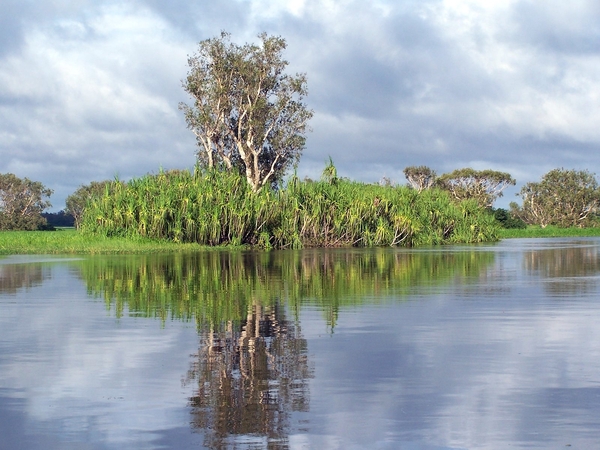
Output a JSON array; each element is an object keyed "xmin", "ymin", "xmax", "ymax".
[
  {"xmin": 403, "ymin": 166, "xmax": 515, "ymax": 208},
  {"xmin": 493, "ymin": 208, "xmax": 526, "ymax": 229},
  {"xmin": 66, "ymin": 180, "xmax": 119, "ymax": 229},
  {"xmin": 403, "ymin": 166, "xmax": 437, "ymax": 192}
]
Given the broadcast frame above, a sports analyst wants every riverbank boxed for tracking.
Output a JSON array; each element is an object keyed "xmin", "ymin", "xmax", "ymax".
[
  {"xmin": 3, "ymin": 225, "xmax": 600, "ymax": 255},
  {"xmin": 0, "ymin": 229, "xmax": 208, "ymax": 255},
  {"xmin": 498, "ymin": 226, "xmax": 600, "ymax": 239}
]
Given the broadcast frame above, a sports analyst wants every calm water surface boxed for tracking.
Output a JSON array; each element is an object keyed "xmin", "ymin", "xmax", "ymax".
[{"xmin": 1, "ymin": 238, "xmax": 600, "ymax": 449}]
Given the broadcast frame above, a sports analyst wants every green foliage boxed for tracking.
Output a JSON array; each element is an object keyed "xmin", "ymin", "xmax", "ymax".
[
  {"xmin": 0, "ymin": 228, "xmax": 206, "ymax": 254},
  {"xmin": 42, "ymin": 210, "xmax": 75, "ymax": 228},
  {"xmin": 180, "ymin": 31, "xmax": 313, "ymax": 192},
  {"xmin": 79, "ymin": 165, "xmax": 499, "ymax": 248},
  {"xmin": 321, "ymin": 156, "xmax": 338, "ymax": 184},
  {"xmin": 437, "ymin": 168, "xmax": 516, "ymax": 208},
  {"xmin": 66, "ymin": 180, "xmax": 118, "ymax": 229},
  {"xmin": 514, "ymin": 168, "xmax": 600, "ymax": 228},
  {"xmin": 493, "ymin": 208, "xmax": 526, "ymax": 229},
  {"xmin": 0, "ymin": 173, "xmax": 53, "ymax": 231},
  {"xmin": 498, "ymin": 225, "xmax": 600, "ymax": 239}
]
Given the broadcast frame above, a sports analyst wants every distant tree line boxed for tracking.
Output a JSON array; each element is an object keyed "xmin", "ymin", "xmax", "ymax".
[
  {"xmin": 403, "ymin": 166, "xmax": 600, "ymax": 229},
  {"xmin": 41, "ymin": 211, "xmax": 75, "ymax": 228},
  {"xmin": 403, "ymin": 166, "xmax": 516, "ymax": 208},
  {"xmin": 3, "ymin": 165, "xmax": 599, "ymax": 234},
  {"xmin": 510, "ymin": 168, "xmax": 600, "ymax": 228}
]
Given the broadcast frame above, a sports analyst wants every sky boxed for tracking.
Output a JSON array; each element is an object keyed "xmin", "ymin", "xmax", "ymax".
[{"xmin": 1, "ymin": 0, "xmax": 600, "ymax": 211}]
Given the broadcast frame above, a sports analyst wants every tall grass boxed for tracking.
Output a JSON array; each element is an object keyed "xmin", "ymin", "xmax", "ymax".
[{"xmin": 79, "ymin": 168, "xmax": 499, "ymax": 248}]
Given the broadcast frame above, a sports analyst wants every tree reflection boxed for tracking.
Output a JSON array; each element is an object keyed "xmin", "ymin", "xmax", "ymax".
[
  {"xmin": 523, "ymin": 243, "xmax": 600, "ymax": 295},
  {"xmin": 185, "ymin": 300, "xmax": 311, "ymax": 449},
  {"xmin": 0, "ymin": 261, "xmax": 49, "ymax": 294}
]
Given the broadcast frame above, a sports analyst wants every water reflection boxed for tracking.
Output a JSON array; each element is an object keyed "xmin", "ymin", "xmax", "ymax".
[
  {"xmin": 78, "ymin": 248, "xmax": 495, "ymax": 329},
  {"xmin": 74, "ymin": 248, "xmax": 496, "ymax": 448},
  {"xmin": 185, "ymin": 301, "xmax": 311, "ymax": 449},
  {"xmin": 8, "ymin": 241, "xmax": 600, "ymax": 448},
  {"xmin": 0, "ymin": 260, "xmax": 50, "ymax": 294},
  {"xmin": 523, "ymin": 241, "xmax": 600, "ymax": 296}
]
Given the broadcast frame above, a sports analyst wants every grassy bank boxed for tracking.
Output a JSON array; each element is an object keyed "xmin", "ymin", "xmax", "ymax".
[
  {"xmin": 4, "ymin": 225, "xmax": 600, "ymax": 256},
  {"xmin": 0, "ymin": 229, "xmax": 207, "ymax": 255},
  {"xmin": 79, "ymin": 169, "xmax": 499, "ymax": 248},
  {"xmin": 498, "ymin": 226, "xmax": 600, "ymax": 239}
]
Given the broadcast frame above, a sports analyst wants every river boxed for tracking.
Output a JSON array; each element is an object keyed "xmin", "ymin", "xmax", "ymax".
[{"xmin": 1, "ymin": 238, "xmax": 600, "ymax": 449}]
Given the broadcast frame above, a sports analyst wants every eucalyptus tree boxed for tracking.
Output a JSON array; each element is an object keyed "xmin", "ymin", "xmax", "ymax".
[
  {"xmin": 0, "ymin": 173, "xmax": 52, "ymax": 230},
  {"xmin": 513, "ymin": 168, "xmax": 600, "ymax": 227},
  {"xmin": 403, "ymin": 166, "xmax": 437, "ymax": 192},
  {"xmin": 437, "ymin": 168, "xmax": 516, "ymax": 208},
  {"xmin": 181, "ymin": 32, "xmax": 313, "ymax": 192}
]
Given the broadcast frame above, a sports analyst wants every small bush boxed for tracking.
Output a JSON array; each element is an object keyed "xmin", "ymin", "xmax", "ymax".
[{"xmin": 493, "ymin": 208, "xmax": 527, "ymax": 229}]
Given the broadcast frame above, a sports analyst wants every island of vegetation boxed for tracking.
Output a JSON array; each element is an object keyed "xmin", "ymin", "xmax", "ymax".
[{"xmin": 2, "ymin": 32, "xmax": 600, "ymax": 254}]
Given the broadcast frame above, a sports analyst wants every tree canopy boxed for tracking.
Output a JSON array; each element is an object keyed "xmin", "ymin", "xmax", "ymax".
[
  {"xmin": 403, "ymin": 166, "xmax": 437, "ymax": 192},
  {"xmin": 512, "ymin": 168, "xmax": 600, "ymax": 228},
  {"xmin": 437, "ymin": 168, "xmax": 516, "ymax": 208},
  {"xmin": 180, "ymin": 32, "xmax": 313, "ymax": 192},
  {"xmin": 0, "ymin": 173, "xmax": 53, "ymax": 230}
]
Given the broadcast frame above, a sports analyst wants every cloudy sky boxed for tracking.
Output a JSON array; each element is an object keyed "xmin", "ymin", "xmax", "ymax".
[{"xmin": 1, "ymin": 0, "xmax": 600, "ymax": 210}]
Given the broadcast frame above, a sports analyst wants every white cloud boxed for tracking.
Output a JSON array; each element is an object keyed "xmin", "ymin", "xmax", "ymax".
[
  {"xmin": 1, "ymin": 0, "xmax": 600, "ymax": 209},
  {"xmin": 0, "ymin": 3, "xmax": 197, "ymax": 208}
]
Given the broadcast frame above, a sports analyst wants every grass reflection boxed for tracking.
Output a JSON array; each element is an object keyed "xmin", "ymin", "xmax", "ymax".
[{"xmin": 78, "ymin": 248, "xmax": 495, "ymax": 329}]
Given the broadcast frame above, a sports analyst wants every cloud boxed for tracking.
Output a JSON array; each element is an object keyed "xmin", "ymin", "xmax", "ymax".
[
  {"xmin": 0, "ymin": 3, "xmax": 197, "ymax": 207},
  {"xmin": 1, "ymin": 0, "xmax": 600, "ymax": 210},
  {"xmin": 509, "ymin": 0, "xmax": 600, "ymax": 55}
]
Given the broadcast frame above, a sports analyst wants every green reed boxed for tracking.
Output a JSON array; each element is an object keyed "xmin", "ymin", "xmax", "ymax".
[{"xmin": 79, "ymin": 168, "xmax": 499, "ymax": 248}]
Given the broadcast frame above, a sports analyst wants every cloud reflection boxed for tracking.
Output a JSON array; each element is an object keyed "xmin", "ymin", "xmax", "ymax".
[{"xmin": 1, "ymin": 240, "xmax": 600, "ymax": 448}]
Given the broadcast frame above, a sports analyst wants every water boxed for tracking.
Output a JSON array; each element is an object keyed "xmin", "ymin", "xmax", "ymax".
[{"xmin": 1, "ymin": 238, "xmax": 600, "ymax": 449}]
